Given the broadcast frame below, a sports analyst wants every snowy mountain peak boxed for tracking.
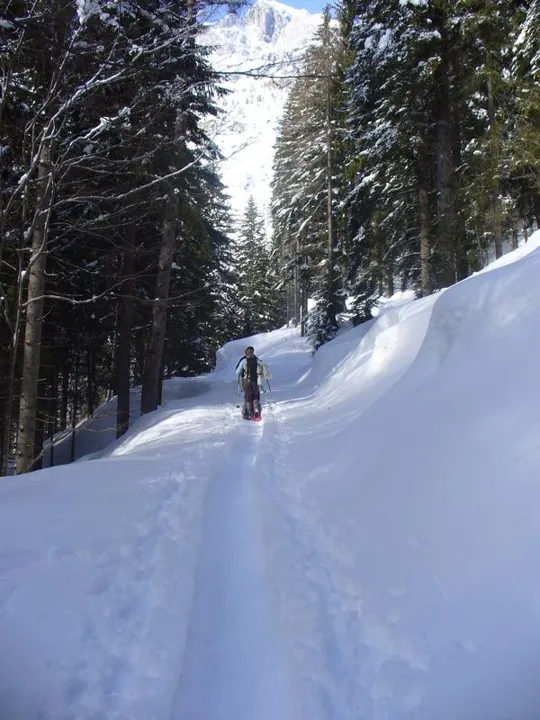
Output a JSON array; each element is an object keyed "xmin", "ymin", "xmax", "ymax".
[
  {"xmin": 202, "ymin": 0, "xmax": 323, "ymax": 228},
  {"xmin": 244, "ymin": 0, "xmax": 309, "ymax": 43}
]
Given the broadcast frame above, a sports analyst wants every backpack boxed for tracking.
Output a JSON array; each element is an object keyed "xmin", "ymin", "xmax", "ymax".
[
  {"xmin": 236, "ymin": 355, "xmax": 259, "ymax": 381},
  {"xmin": 236, "ymin": 355, "xmax": 271, "ymax": 383},
  {"xmin": 245, "ymin": 356, "xmax": 259, "ymax": 381}
]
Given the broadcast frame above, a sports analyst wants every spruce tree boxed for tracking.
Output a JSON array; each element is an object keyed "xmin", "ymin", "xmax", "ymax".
[
  {"xmin": 0, "ymin": 0, "xmax": 241, "ymax": 471},
  {"xmin": 271, "ymin": 8, "xmax": 346, "ymax": 348},
  {"xmin": 236, "ymin": 196, "xmax": 280, "ymax": 337}
]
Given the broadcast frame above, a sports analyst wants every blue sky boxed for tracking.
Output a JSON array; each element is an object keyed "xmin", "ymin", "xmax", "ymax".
[
  {"xmin": 284, "ymin": 0, "xmax": 327, "ymax": 11},
  {"xmin": 209, "ymin": 0, "xmax": 329, "ymax": 21}
]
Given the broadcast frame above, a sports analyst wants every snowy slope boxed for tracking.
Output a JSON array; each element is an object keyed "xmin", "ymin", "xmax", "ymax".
[
  {"xmin": 202, "ymin": 0, "xmax": 323, "ymax": 228},
  {"xmin": 2, "ymin": 235, "xmax": 540, "ymax": 719}
]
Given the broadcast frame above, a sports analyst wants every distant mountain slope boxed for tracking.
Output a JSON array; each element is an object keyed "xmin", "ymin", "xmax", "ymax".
[{"xmin": 202, "ymin": 0, "xmax": 323, "ymax": 229}]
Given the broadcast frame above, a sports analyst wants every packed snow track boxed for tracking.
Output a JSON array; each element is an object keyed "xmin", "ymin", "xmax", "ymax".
[{"xmin": 172, "ymin": 409, "xmax": 296, "ymax": 720}]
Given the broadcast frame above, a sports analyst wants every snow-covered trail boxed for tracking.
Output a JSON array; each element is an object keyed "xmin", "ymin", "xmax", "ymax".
[
  {"xmin": 10, "ymin": 236, "xmax": 540, "ymax": 720},
  {"xmin": 173, "ymin": 411, "xmax": 297, "ymax": 720}
]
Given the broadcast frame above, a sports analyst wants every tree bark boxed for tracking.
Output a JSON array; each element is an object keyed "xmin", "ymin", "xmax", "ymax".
[
  {"xmin": 33, "ymin": 389, "xmax": 44, "ymax": 472},
  {"xmin": 487, "ymin": 64, "xmax": 503, "ymax": 259},
  {"xmin": 15, "ymin": 141, "xmax": 52, "ymax": 474},
  {"xmin": 325, "ymin": 43, "xmax": 338, "ymax": 334},
  {"xmin": 46, "ymin": 367, "xmax": 58, "ymax": 468},
  {"xmin": 386, "ymin": 263, "xmax": 394, "ymax": 298},
  {"xmin": 87, "ymin": 347, "xmax": 95, "ymax": 417},
  {"xmin": 294, "ymin": 236, "xmax": 301, "ymax": 325},
  {"xmin": 60, "ymin": 364, "xmax": 69, "ymax": 430},
  {"xmin": 436, "ymin": 111, "xmax": 455, "ymax": 286},
  {"xmin": 326, "ymin": 120, "xmax": 336, "ymax": 317},
  {"xmin": 1, "ymin": 214, "xmax": 29, "ymax": 475},
  {"xmin": 300, "ymin": 262, "xmax": 308, "ymax": 336},
  {"xmin": 70, "ymin": 354, "xmax": 79, "ymax": 464},
  {"xmin": 1, "ymin": 318, "xmax": 21, "ymax": 476},
  {"xmin": 374, "ymin": 215, "xmax": 384, "ymax": 297},
  {"xmin": 434, "ymin": 8, "xmax": 456, "ymax": 288},
  {"xmin": 419, "ymin": 186, "xmax": 431, "ymax": 296},
  {"xmin": 140, "ymin": 188, "xmax": 179, "ymax": 415},
  {"xmin": 115, "ymin": 228, "xmax": 135, "ymax": 437}
]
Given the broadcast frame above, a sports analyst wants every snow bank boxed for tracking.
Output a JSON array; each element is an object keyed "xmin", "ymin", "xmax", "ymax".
[
  {"xmin": 262, "ymin": 235, "xmax": 540, "ymax": 719},
  {"xmin": 214, "ymin": 325, "xmax": 312, "ymax": 388}
]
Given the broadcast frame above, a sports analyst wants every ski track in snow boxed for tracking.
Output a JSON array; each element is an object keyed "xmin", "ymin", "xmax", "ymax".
[
  {"xmin": 65, "ymin": 471, "xmax": 198, "ymax": 715},
  {"xmin": 258, "ymin": 403, "xmax": 430, "ymax": 720},
  {"xmin": 172, "ymin": 405, "xmax": 297, "ymax": 720}
]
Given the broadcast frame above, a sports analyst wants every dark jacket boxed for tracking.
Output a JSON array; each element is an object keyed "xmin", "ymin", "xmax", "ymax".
[{"xmin": 235, "ymin": 355, "xmax": 260, "ymax": 382}]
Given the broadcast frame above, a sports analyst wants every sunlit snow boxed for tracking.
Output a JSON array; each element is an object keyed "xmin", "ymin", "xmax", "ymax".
[{"xmin": 2, "ymin": 234, "xmax": 540, "ymax": 719}]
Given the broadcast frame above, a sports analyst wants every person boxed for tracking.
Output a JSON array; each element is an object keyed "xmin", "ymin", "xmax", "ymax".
[{"xmin": 235, "ymin": 346, "xmax": 270, "ymax": 419}]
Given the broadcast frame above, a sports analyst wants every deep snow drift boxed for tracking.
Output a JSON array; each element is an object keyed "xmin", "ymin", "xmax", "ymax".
[{"xmin": 2, "ymin": 234, "xmax": 540, "ymax": 719}]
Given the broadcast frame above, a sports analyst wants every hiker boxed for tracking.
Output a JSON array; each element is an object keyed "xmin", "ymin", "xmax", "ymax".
[{"xmin": 235, "ymin": 346, "xmax": 270, "ymax": 419}]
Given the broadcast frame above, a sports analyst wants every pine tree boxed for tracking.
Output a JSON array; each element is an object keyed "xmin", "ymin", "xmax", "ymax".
[
  {"xmin": 271, "ymin": 90, "xmax": 309, "ymax": 327},
  {"xmin": 508, "ymin": 0, "xmax": 540, "ymax": 230},
  {"xmin": 236, "ymin": 196, "xmax": 280, "ymax": 337},
  {"xmin": 0, "ymin": 0, "xmax": 241, "ymax": 472},
  {"xmin": 344, "ymin": 0, "xmax": 441, "ymax": 309},
  {"xmin": 271, "ymin": 8, "xmax": 346, "ymax": 348},
  {"xmin": 342, "ymin": 0, "xmax": 529, "ymax": 313}
]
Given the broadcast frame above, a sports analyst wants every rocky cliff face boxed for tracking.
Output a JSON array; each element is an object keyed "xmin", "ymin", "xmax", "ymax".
[
  {"xmin": 201, "ymin": 0, "xmax": 323, "ymax": 231},
  {"xmin": 245, "ymin": 0, "xmax": 290, "ymax": 42}
]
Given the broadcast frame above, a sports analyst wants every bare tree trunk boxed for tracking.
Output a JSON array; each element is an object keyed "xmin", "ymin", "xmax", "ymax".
[
  {"xmin": 140, "ymin": 0, "xmax": 198, "ymax": 414},
  {"xmin": 87, "ymin": 347, "xmax": 95, "ymax": 417},
  {"xmin": 1, "ymin": 220, "xmax": 29, "ymax": 475},
  {"xmin": 285, "ymin": 228, "xmax": 294, "ymax": 324},
  {"xmin": 60, "ymin": 364, "xmax": 69, "ymax": 430},
  {"xmin": 419, "ymin": 186, "xmax": 431, "ymax": 296},
  {"xmin": 1, "ymin": 328, "xmax": 20, "ymax": 476},
  {"xmin": 511, "ymin": 212, "xmax": 519, "ymax": 250},
  {"xmin": 326, "ymin": 128, "xmax": 336, "ymax": 313},
  {"xmin": 434, "ymin": 10, "xmax": 456, "ymax": 289},
  {"xmin": 487, "ymin": 67, "xmax": 503, "ymax": 259},
  {"xmin": 294, "ymin": 234, "xmax": 301, "ymax": 326},
  {"xmin": 436, "ymin": 113, "xmax": 455, "ymax": 287},
  {"xmin": 300, "ymin": 266, "xmax": 308, "ymax": 337},
  {"xmin": 451, "ymin": 104, "xmax": 468, "ymax": 281},
  {"xmin": 33, "ymin": 390, "xmax": 44, "ymax": 472},
  {"xmin": 325, "ymin": 56, "xmax": 338, "ymax": 334},
  {"xmin": 15, "ymin": 141, "xmax": 52, "ymax": 474},
  {"xmin": 374, "ymin": 215, "xmax": 384, "ymax": 297},
  {"xmin": 116, "ymin": 229, "xmax": 135, "ymax": 438},
  {"xmin": 0, "ymin": 27, "xmax": 34, "ymax": 474},
  {"xmin": 158, "ymin": 355, "xmax": 165, "ymax": 406},
  {"xmin": 108, "ymin": 304, "xmax": 119, "ymax": 401},
  {"xmin": 70, "ymin": 353, "xmax": 79, "ymax": 463},
  {"xmin": 46, "ymin": 367, "xmax": 58, "ymax": 468},
  {"xmin": 386, "ymin": 263, "xmax": 394, "ymax": 297},
  {"xmin": 140, "ymin": 188, "xmax": 179, "ymax": 415}
]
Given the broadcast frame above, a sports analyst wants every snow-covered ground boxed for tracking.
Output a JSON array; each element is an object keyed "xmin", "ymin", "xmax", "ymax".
[{"xmin": 2, "ymin": 234, "xmax": 540, "ymax": 719}]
